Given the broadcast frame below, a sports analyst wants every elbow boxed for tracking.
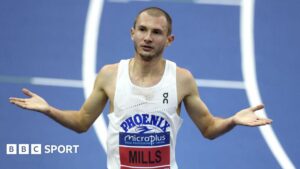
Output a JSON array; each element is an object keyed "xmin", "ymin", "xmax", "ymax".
[
  {"xmin": 75, "ymin": 128, "xmax": 88, "ymax": 134},
  {"xmin": 75, "ymin": 115, "xmax": 92, "ymax": 133},
  {"xmin": 201, "ymin": 126, "xmax": 218, "ymax": 140},
  {"xmin": 74, "ymin": 124, "xmax": 90, "ymax": 134},
  {"xmin": 203, "ymin": 132, "xmax": 217, "ymax": 140},
  {"xmin": 205, "ymin": 135, "xmax": 217, "ymax": 140},
  {"xmin": 201, "ymin": 117, "xmax": 219, "ymax": 140}
]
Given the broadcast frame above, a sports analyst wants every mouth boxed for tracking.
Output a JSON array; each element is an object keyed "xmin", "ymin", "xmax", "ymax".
[{"xmin": 141, "ymin": 45, "xmax": 153, "ymax": 51}]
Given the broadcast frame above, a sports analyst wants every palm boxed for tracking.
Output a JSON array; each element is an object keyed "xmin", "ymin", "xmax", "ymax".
[
  {"xmin": 9, "ymin": 88, "xmax": 50, "ymax": 113},
  {"xmin": 233, "ymin": 105, "xmax": 272, "ymax": 126}
]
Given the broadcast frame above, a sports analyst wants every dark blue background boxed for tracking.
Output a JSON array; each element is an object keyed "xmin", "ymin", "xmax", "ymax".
[{"xmin": 0, "ymin": 0, "xmax": 299, "ymax": 168}]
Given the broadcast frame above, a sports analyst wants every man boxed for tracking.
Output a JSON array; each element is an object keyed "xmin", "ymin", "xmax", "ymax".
[{"xmin": 9, "ymin": 7, "xmax": 272, "ymax": 169}]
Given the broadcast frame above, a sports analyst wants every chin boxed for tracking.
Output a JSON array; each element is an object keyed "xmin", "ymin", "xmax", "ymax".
[
  {"xmin": 140, "ymin": 54, "xmax": 154, "ymax": 62},
  {"xmin": 137, "ymin": 50, "xmax": 162, "ymax": 62}
]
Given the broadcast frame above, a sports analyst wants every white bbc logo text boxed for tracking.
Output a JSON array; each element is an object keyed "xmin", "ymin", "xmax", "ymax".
[
  {"xmin": 6, "ymin": 144, "xmax": 79, "ymax": 155},
  {"xmin": 6, "ymin": 144, "xmax": 41, "ymax": 155},
  {"xmin": 6, "ymin": 144, "xmax": 17, "ymax": 154}
]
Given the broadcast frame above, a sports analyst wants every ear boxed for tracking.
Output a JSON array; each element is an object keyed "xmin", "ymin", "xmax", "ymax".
[
  {"xmin": 166, "ymin": 34, "xmax": 175, "ymax": 47},
  {"xmin": 130, "ymin": 27, "xmax": 134, "ymax": 41}
]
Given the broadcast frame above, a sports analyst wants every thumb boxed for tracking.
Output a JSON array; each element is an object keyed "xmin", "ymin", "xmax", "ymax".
[
  {"xmin": 22, "ymin": 88, "xmax": 35, "ymax": 97},
  {"xmin": 250, "ymin": 104, "xmax": 265, "ymax": 112}
]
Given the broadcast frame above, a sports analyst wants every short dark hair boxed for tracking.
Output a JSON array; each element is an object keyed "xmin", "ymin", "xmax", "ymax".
[{"xmin": 133, "ymin": 7, "xmax": 172, "ymax": 35}]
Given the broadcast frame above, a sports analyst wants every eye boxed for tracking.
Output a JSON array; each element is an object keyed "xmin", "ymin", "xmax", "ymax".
[
  {"xmin": 153, "ymin": 29, "xmax": 163, "ymax": 35},
  {"xmin": 138, "ymin": 26, "xmax": 146, "ymax": 32}
]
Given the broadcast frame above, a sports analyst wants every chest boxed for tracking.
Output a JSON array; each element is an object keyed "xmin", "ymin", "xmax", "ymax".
[
  {"xmin": 104, "ymin": 78, "xmax": 185, "ymax": 114},
  {"xmin": 130, "ymin": 74, "xmax": 163, "ymax": 88}
]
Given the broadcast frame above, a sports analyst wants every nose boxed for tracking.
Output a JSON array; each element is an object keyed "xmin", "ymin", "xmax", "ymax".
[{"xmin": 144, "ymin": 32, "xmax": 152, "ymax": 43}]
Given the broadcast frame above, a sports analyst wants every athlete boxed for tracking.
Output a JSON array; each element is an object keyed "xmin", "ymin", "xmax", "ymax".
[{"xmin": 9, "ymin": 7, "xmax": 272, "ymax": 169}]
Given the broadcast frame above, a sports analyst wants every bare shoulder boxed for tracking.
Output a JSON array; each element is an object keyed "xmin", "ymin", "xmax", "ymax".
[
  {"xmin": 176, "ymin": 66, "xmax": 195, "ymax": 85},
  {"xmin": 95, "ymin": 63, "xmax": 119, "ymax": 89},
  {"xmin": 176, "ymin": 66, "xmax": 198, "ymax": 100},
  {"xmin": 98, "ymin": 63, "xmax": 118, "ymax": 77}
]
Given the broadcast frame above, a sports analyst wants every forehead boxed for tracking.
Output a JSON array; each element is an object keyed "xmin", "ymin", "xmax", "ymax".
[{"xmin": 136, "ymin": 12, "xmax": 168, "ymax": 32}]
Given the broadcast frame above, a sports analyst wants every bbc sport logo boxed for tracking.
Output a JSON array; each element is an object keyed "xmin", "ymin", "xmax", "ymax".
[{"xmin": 6, "ymin": 144, "xmax": 79, "ymax": 155}]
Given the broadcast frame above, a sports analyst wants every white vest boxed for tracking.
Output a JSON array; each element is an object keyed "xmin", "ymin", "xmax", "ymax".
[{"xmin": 107, "ymin": 59, "xmax": 183, "ymax": 169}]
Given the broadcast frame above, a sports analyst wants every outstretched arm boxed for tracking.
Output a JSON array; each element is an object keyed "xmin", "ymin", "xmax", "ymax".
[
  {"xmin": 180, "ymin": 70, "xmax": 272, "ymax": 140},
  {"xmin": 9, "ymin": 68, "xmax": 109, "ymax": 133}
]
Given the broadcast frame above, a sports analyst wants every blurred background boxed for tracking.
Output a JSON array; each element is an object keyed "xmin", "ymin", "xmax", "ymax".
[{"xmin": 0, "ymin": 0, "xmax": 299, "ymax": 168}]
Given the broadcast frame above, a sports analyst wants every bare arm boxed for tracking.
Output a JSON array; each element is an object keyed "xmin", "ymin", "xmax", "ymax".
[
  {"xmin": 180, "ymin": 69, "xmax": 272, "ymax": 140},
  {"xmin": 9, "ymin": 67, "xmax": 109, "ymax": 133}
]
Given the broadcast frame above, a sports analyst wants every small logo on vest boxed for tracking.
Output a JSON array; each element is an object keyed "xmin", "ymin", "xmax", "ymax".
[{"xmin": 163, "ymin": 92, "xmax": 168, "ymax": 104}]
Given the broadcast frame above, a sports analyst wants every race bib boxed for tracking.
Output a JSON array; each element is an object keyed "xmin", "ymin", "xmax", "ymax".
[{"xmin": 119, "ymin": 114, "xmax": 171, "ymax": 169}]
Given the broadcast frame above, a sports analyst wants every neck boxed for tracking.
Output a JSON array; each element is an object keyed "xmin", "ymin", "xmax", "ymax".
[
  {"xmin": 128, "ymin": 55, "xmax": 166, "ymax": 87},
  {"xmin": 131, "ymin": 55, "xmax": 165, "ymax": 77}
]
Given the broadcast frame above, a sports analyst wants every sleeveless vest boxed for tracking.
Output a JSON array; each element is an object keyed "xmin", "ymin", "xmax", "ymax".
[{"xmin": 107, "ymin": 59, "xmax": 183, "ymax": 169}]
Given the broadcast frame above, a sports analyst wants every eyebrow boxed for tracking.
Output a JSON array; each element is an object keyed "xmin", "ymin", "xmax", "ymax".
[{"xmin": 137, "ymin": 24, "xmax": 164, "ymax": 33}]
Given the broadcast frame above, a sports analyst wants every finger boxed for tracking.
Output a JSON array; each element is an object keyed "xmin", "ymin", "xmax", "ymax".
[
  {"xmin": 10, "ymin": 100, "xmax": 27, "ymax": 108},
  {"xmin": 9, "ymin": 97, "xmax": 25, "ymax": 103},
  {"xmin": 22, "ymin": 88, "xmax": 35, "ymax": 97},
  {"xmin": 257, "ymin": 116, "xmax": 272, "ymax": 122},
  {"xmin": 15, "ymin": 102, "xmax": 29, "ymax": 109},
  {"xmin": 10, "ymin": 99, "xmax": 24, "ymax": 105},
  {"xmin": 250, "ymin": 104, "xmax": 264, "ymax": 112},
  {"xmin": 263, "ymin": 118, "xmax": 273, "ymax": 124},
  {"xmin": 248, "ymin": 119, "xmax": 272, "ymax": 126},
  {"xmin": 11, "ymin": 99, "xmax": 35, "ymax": 110}
]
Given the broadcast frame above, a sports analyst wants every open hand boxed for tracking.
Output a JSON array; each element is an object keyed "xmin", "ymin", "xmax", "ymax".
[
  {"xmin": 233, "ymin": 104, "xmax": 272, "ymax": 126},
  {"xmin": 9, "ymin": 88, "xmax": 50, "ymax": 113}
]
